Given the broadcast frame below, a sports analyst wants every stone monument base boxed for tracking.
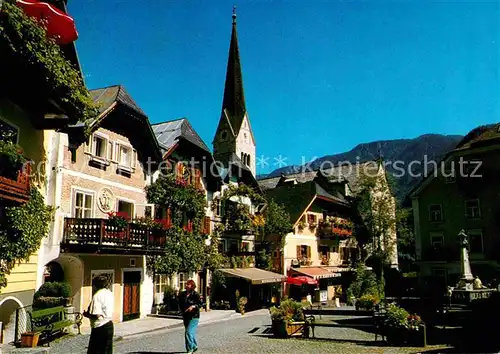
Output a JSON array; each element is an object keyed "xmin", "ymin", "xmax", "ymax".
[{"xmin": 452, "ymin": 289, "xmax": 494, "ymax": 304}]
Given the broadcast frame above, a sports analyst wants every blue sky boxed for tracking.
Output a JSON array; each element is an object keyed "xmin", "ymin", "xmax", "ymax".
[{"xmin": 68, "ymin": 1, "xmax": 499, "ymax": 174}]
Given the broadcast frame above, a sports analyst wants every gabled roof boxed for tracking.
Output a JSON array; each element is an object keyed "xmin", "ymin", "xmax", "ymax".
[
  {"xmin": 152, "ymin": 118, "xmax": 210, "ymax": 154},
  {"xmin": 258, "ymin": 161, "xmax": 380, "ymax": 194},
  {"xmin": 91, "ymin": 85, "xmax": 146, "ymax": 117},
  {"xmin": 265, "ymin": 181, "xmax": 348, "ymax": 224},
  {"xmin": 408, "ymin": 123, "xmax": 500, "ymax": 199}
]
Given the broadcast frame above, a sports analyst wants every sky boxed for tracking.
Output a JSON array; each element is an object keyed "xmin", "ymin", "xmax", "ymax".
[{"xmin": 68, "ymin": 0, "xmax": 500, "ymax": 175}]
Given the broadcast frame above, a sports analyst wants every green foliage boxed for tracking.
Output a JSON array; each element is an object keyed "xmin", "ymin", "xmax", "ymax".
[
  {"xmin": 384, "ymin": 303, "xmax": 410, "ymax": 329},
  {"xmin": 149, "ymin": 226, "xmax": 207, "ymax": 275},
  {"xmin": 146, "ymin": 173, "xmax": 206, "ymax": 226},
  {"xmin": 33, "ymin": 296, "xmax": 65, "ymax": 310},
  {"xmin": 34, "ymin": 282, "xmax": 72, "ymax": 299},
  {"xmin": 0, "ymin": 187, "xmax": 54, "ymax": 293},
  {"xmin": 238, "ymin": 296, "xmax": 248, "ymax": 314},
  {"xmin": 269, "ymin": 299, "xmax": 305, "ymax": 323},
  {"xmin": 347, "ymin": 263, "xmax": 382, "ymax": 303},
  {"xmin": 263, "ymin": 199, "xmax": 293, "ymax": 239},
  {"xmin": 256, "ymin": 249, "xmax": 273, "ymax": 271},
  {"xmin": 146, "ymin": 173, "xmax": 211, "ymax": 275},
  {"xmin": 0, "ymin": 2, "xmax": 98, "ymax": 127},
  {"xmin": 0, "ymin": 139, "xmax": 26, "ymax": 179},
  {"xmin": 205, "ymin": 229, "xmax": 227, "ymax": 271},
  {"xmin": 356, "ymin": 294, "xmax": 380, "ymax": 310}
]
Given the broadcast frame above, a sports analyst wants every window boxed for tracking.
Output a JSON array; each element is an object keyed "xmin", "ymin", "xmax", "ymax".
[
  {"xmin": 0, "ymin": 118, "xmax": 19, "ymax": 144},
  {"xmin": 307, "ymin": 214, "xmax": 317, "ymax": 225},
  {"xmin": 229, "ymin": 240, "xmax": 238, "ymax": 253},
  {"xmin": 241, "ymin": 241, "xmax": 250, "ymax": 252},
  {"xmin": 468, "ymin": 230, "xmax": 484, "ymax": 254},
  {"xmin": 430, "ymin": 233, "xmax": 443, "ymax": 248},
  {"xmin": 178, "ymin": 272, "xmax": 187, "ymax": 290},
  {"xmin": 213, "ymin": 198, "xmax": 222, "ymax": 217},
  {"xmin": 154, "ymin": 274, "xmax": 170, "ymax": 294},
  {"xmin": 465, "ymin": 199, "xmax": 481, "ymax": 220},
  {"xmin": 429, "ymin": 204, "xmax": 443, "ymax": 222},
  {"xmin": 119, "ymin": 145, "xmax": 132, "ymax": 167},
  {"xmin": 319, "ymin": 245, "xmax": 329, "ymax": 259},
  {"xmin": 218, "ymin": 239, "xmax": 227, "ymax": 253},
  {"xmin": 117, "ymin": 200, "xmax": 134, "ymax": 219},
  {"xmin": 74, "ymin": 191, "xmax": 93, "ymax": 218},
  {"xmin": 92, "ymin": 135, "xmax": 107, "ymax": 158},
  {"xmin": 298, "ymin": 245, "xmax": 311, "ymax": 259}
]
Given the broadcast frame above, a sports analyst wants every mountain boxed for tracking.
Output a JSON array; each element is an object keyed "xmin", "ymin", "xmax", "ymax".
[{"xmin": 257, "ymin": 134, "xmax": 463, "ymax": 201}]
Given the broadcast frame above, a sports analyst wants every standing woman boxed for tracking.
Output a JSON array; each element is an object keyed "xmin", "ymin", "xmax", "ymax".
[
  {"xmin": 178, "ymin": 279, "xmax": 202, "ymax": 353},
  {"xmin": 83, "ymin": 274, "xmax": 114, "ymax": 354}
]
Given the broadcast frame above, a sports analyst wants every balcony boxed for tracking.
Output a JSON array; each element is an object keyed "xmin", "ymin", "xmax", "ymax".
[
  {"xmin": 318, "ymin": 221, "xmax": 353, "ymax": 239},
  {"xmin": 62, "ymin": 218, "xmax": 167, "ymax": 255},
  {"xmin": 0, "ymin": 163, "xmax": 30, "ymax": 203}
]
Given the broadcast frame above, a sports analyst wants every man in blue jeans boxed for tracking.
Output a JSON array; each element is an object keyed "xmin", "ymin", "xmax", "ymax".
[{"xmin": 178, "ymin": 279, "xmax": 202, "ymax": 353}]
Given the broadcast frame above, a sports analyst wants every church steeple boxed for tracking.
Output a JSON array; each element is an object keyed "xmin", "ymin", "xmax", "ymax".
[{"xmin": 213, "ymin": 7, "xmax": 256, "ymax": 176}]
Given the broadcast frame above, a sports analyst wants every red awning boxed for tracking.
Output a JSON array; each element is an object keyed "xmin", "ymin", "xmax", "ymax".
[
  {"xmin": 286, "ymin": 276, "xmax": 318, "ymax": 286},
  {"xmin": 17, "ymin": 0, "xmax": 78, "ymax": 44}
]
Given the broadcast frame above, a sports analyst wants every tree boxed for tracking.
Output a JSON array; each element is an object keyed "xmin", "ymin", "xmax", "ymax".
[
  {"xmin": 348, "ymin": 168, "xmax": 402, "ymax": 296},
  {"xmin": 145, "ymin": 173, "xmax": 211, "ymax": 275}
]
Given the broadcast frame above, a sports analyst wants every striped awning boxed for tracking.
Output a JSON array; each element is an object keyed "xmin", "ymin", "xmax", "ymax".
[{"xmin": 291, "ymin": 267, "xmax": 341, "ymax": 280}]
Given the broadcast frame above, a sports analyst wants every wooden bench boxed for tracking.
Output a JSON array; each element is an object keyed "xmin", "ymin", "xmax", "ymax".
[
  {"xmin": 29, "ymin": 306, "xmax": 82, "ymax": 346},
  {"xmin": 303, "ymin": 309, "xmax": 386, "ymax": 342}
]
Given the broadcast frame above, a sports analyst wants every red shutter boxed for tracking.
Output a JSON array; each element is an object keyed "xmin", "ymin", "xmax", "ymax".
[
  {"xmin": 195, "ymin": 169, "xmax": 201, "ymax": 189},
  {"xmin": 203, "ymin": 216, "xmax": 211, "ymax": 234},
  {"xmin": 166, "ymin": 208, "xmax": 171, "ymax": 228},
  {"xmin": 176, "ymin": 163, "xmax": 182, "ymax": 182},
  {"xmin": 296, "ymin": 245, "xmax": 301, "ymax": 258}
]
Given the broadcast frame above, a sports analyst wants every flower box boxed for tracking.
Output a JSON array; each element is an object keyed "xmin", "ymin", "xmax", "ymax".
[
  {"xmin": 271, "ymin": 320, "xmax": 305, "ymax": 338},
  {"xmin": 20, "ymin": 332, "xmax": 40, "ymax": 348}
]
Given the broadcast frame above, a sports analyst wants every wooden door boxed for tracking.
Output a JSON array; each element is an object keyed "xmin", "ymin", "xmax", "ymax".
[{"xmin": 123, "ymin": 271, "xmax": 141, "ymax": 321}]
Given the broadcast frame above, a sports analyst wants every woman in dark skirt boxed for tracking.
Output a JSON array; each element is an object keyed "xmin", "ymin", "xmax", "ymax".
[{"xmin": 84, "ymin": 275, "xmax": 114, "ymax": 354}]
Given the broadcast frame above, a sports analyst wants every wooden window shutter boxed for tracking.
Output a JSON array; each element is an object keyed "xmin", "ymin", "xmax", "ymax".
[
  {"xmin": 307, "ymin": 246, "xmax": 311, "ymax": 259},
  {"xmin": 296, "ymin": 245, "xmax": 301, "ymax": 258},
  {"xmin": 84, "ymin": 135, "xmax": 92, "ymax": 153},
  {"xmin": 166, "ymin": 208, "xmax": 171, "ymax": 228},
  {"xmin": 132, "ymin": 149, "xmax": 137, "ymax": 168},
  {"xmin": 107, "ymin": 141, "xmax": 113, "ymax": 160},
  {"xmin": 204, "ymin": 216, "xmax": 211, "ymax": 234}
]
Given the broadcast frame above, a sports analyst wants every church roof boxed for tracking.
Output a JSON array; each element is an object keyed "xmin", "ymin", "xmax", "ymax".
[
  {"xmin": 215, "ymin": 8, "xmax": 247, "ymax": 138},
  {"xmin": 152, "ymin": 118, "xmax": 210, "ymax": 154}
]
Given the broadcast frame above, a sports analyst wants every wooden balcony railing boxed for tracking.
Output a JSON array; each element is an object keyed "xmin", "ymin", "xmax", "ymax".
[
  {"xmin": 0, "ymin": 163, "xmax": 30, "ymax": 203},
  {"xmin": 62, "ymin": 218, "xmax": 167, "ymax": 254}
]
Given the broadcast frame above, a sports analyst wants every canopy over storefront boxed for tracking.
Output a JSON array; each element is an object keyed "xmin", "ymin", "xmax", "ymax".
[
  {"xmin": 290, "ymin": 267, "xmax": 342, "ymax": 280},
  {"xmin": 286, "ymin": 275, "xmax": 318, "ymax": 286},
  {"xmin": 219, "ymin": 268, "xmax": 287, "ymax": 285}
]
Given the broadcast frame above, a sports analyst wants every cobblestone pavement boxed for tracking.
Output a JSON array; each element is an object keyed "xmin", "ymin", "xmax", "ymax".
[{"xmin": 39, "ymin": 313, "xmax": 450, "ymax": 354}]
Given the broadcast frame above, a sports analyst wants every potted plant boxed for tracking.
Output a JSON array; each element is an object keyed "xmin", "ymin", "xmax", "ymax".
[
  {"xmin": 269, "ymin": 299, "xmax": 306, "ymax": 338},
  {"xmin": 356, "ymin": 294, "xmax": 379, "ymax": 311},
  {"xmin": 20, "ymin": 332, "xmax": 40, "ymax": 348},
  {"xmin": 106, "ymin": 211, "xmax": 129, "ymax": 239},
  {"xmin": 238, "ymin": 296, "xmax": 248, "ymax": 315},
  {"xmin": 384, "ymin": 303, "xmax": 410, "ymax": 345},
  {"xmin": 0, "ymin": 140, "xmax": 26, "ymax": 180},
  {"xmin": 407, "ymin": 314, "xmax": 426, "ymax": 347}
]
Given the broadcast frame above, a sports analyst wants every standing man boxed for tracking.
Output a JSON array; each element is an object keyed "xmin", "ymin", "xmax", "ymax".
[
  {"xmin": 83, "ymin": 274, "xmax": 114, "ymax": 354},
  {"xmin": 178, "ymin": 279, "xmax": 202, "ymax": 354}
]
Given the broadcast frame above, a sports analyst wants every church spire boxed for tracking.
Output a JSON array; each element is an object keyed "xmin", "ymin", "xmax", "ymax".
[{"xmin": 221, "ymin": 5, "xmax": 246, "ymax": 135}]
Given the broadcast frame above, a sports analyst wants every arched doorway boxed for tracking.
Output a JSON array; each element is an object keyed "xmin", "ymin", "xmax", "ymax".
[
  {"xmin": 44, "ymin": 255, "xmax": 84, "ymax": 311},
  {"xmin": 0, "ymin": 297, "xmax": 23, "ymax": 344}
]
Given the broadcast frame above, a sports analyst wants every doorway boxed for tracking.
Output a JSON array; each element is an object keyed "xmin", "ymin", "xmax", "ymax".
[{"xmin": 123, "ymin": 271, "xmax": 141, "ymax": 321}]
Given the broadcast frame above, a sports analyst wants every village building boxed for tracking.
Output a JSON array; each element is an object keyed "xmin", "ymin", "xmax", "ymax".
[
  {"xmin": 258, "ymin": 161, "xmax": 398, "ymax": 302},
  {"xmin": 39, "ymin": 85, "xmax": 163, "ymax": 329},
  {"xmin": 0, "ymin": 0, "xmax": 93, "ymax": 344},
  {"xmin": 409, "ymin": 123, "xmax": 500, "ymax": 289},
  {"xmin": 151, "ymin": 118, "xmax": 220, "ymax": 308}
]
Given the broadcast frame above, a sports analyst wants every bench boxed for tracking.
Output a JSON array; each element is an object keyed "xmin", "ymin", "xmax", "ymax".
[
  {"xmin": 29, "ymin": 306, "xmax": 82, "ymax": 346},
  {"xmin": 303, "ymin": 309, "xmax": 386, "ymax": 342}
]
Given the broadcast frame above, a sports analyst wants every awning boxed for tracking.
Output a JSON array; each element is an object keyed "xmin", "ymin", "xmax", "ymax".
[
  {"xmin": 291, "ymin": 267, "xmax": 342, "ymax": 280},
  {"xmin": 286, "ymin": 275, "xmax": 318, "ymax": 286},
  {"xmin": 219, "ymin": 268, "xmax": 287, "ymax": 285}
]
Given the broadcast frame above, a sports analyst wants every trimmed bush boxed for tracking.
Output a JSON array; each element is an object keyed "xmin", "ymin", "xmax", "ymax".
[{"xmin": 34, "ymin": 282, "xmax": 71, "ymax": 299}]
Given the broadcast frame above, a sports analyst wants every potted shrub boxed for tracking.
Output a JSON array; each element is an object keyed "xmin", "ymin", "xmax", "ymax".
[
  {"xmin": 238, "ymin": 296, "xmax": 248, "ymax": 315},
  {"xmin": 356, "ymin": 294, "xmax": 379, "ymax": 311},
  {"xmin": 384, "ymin": 303, "xmax": 410, "ymax": 345},
  {"xmin": 407, "ymin": 314, "xmax": 426, "ymax": 347},
  {"xmin": 269, "ymin": 299, "xmax": 306, "ymax": 338},
  {"xmin": 20, "ymin": 332, "xmax": 40, "ymax": 348}
]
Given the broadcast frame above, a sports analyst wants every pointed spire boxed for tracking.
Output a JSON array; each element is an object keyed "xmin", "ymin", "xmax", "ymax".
[{"xmin": 221, "ymin": 5, "xmax": 246, "ymax": 135}]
